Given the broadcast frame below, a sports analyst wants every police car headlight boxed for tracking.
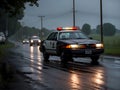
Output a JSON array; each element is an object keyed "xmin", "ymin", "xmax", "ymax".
[
  {"xmin": 66, "ymin": 44, "xmax": 79, "ymax": 49},
  {"xmin": 96, "ymin": 43, "xmax": 103, "ymax": 48}
]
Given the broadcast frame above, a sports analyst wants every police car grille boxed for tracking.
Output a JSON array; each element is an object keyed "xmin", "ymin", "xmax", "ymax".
[{"xmin": 85, "ymin": 44, "xmax": 95, "ymax": 48}]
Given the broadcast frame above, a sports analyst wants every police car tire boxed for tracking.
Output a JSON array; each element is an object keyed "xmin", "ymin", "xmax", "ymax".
[
  {"xmin": 60, "ymin": 52, "xmax": 69, "ymax": 63},
  {"xmin": 90, "ymin": 56, "xmax": 99, "ymax": 65},
  {"xmin": 43, "ymin": 51, "xmax": 49, "ymax": 61}
]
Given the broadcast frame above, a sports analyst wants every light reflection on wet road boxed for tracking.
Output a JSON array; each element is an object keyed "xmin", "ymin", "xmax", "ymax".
[{"xmin": 9, "ymin": 44, "xmax": 120, "ymax": 90}]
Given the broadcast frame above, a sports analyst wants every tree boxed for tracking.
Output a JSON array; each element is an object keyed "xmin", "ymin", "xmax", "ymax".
[
  {"xmin": 96, "ymin": 25, "xmax": 101, "ymax": 34},
  {"xmin": 103, "ymin": 23, "xmax": 116, "ymax": 36},
  {"xmin": 82, "ymin": 23, "xmax": 91, "ymax": 35},
  {"xmin": 96, "ymin": 23, "xmax": 116, "ymax": 36},
  {"xmin": 40, "ymin": 28, "xmax": 52, "ymax": 40},
  {"xmin": 0, "ymin": 0, "xmax": 39, "ymax": 16},
  {"xmin": 0, "ymin": 0, "xmax": 39, "ymax": 37},
  {"xmin": 0, "ymin": 9, "xmax": 24, "ymax": 37}
]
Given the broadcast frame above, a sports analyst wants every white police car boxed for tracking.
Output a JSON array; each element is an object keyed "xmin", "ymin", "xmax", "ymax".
[{"xmin": 40, "ymin": 27, "xmax": 104, "ymax": 64}]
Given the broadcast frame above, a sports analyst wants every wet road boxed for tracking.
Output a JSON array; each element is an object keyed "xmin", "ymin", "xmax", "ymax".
[{"xmin": 8, "ymin": 43, "xmax": 120, "ymax": 90}]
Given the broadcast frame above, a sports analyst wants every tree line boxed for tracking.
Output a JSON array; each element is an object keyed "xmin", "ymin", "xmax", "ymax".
[
  {"xmin": 0, "ymin": 0, "xmax": 39, "ymax": 37},
  {"xmin": 10, "ymin": 22, "xmax": 119, "ymax": 41},
  {"xmin": 81, "ymin": 23, "xmax": 118, "ymax": 36}
]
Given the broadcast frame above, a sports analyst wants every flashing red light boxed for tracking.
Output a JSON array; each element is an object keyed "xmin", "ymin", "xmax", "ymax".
[
  {"xmin": 57, "ymin": 27, "xmax": 63, "ymax": 31},
  {"xmin": 72, "ymin": 27, "xmax": 78, "ymax": 30},
  {"xmin": 57, "ymin": 26, "xmax": 79, "ymax": 31}
]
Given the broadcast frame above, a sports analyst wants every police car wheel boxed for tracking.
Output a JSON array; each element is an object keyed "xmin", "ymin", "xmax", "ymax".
[
  {"xmin": 43, "ymin": 51, "xmax": 49, "ymax": 62},
  {"xmin": 90, "ymin": 56, "xmax": 99, "ymax": 65},
  {"xmin": 60, "ymin": 52, "xmax": 68, "ymax": 63}
]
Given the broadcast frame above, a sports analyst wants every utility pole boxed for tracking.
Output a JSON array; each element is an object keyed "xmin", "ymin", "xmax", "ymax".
[
  {"xmin": 38, "ymin": 16, "xmax": 45, "ymax": 40},
  {"xmin": 100, "ymin": 0, "xmax": 104, "ymax": 44},
  {"xmin": 38, "ymin": 16, "xmax": 45, "ymax": 29},
  {"xmin": 5, "ymin": 13, "xmax": 8, "ymax": 39},
  {"xmin": 73, "ymin": 0, "xmax": 76, "ymax": 27},
  {"xmin": 21, "ymin": 22, "xmax": 25, "ymax": 40}
]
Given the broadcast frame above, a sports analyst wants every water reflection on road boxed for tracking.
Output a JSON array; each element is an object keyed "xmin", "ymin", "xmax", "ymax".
[
  {"xmin": 70, "ymin": 73, "xmax": 82, "ymax": 90},
  {"xmin": 18, "ymin": 44, "xmax": 120, "ymax": 90},
  {"xmin": 68, "ymin": 68, "xmax": 105, "ymax": 90},
  {"xmin": 29, "ymin": 46, "xmax": 44, "ymax": 82},
  {"xmin": 25, "ymin": 45, "xmax": 106, "ymax": 90},
  {"xmin": 30, "ymin": 46, "xmax": 34, "ymax": 72}
]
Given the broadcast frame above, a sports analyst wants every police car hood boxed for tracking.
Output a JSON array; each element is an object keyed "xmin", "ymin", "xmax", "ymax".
[{"xmin": 60, "ymin": 39, "xmax": 100, "ymax": 44}]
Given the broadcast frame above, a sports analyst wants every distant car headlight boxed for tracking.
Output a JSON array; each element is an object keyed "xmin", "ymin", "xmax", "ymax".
[
  {"xmin": 38, "ymin": 40, "xmax": 41, "ymax": 42},
  {"xmin": 95, "ymin": 43, "xmax": 104, "ymax": 48},
  {"xmin": 27, "ymin": 41, "xmax": 29, "ymax": 43},
  {"xmin": 31, "ymin": 40, "xmax": 33, "ymax": 43}
]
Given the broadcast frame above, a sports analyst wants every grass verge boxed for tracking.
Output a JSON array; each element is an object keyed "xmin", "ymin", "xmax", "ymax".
[
  {"xmin": 90, "ymin": 34, "xmax": 120, "ymax": 56},
  {"xmin": 0, "ymin": 41, "xmax": 15, "ymax": 88},
  {"xmin": 0, "ymin": 41, "xmax": 15, "ymax": 59}
]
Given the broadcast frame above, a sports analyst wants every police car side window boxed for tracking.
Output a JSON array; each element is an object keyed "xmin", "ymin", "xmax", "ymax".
[
  {"xmin": 47, "ymin": 32, "xmax": 57, "ymax": 40},
  {"xmin": 59, "ymin": 32, "xmax": 69, "ymax": 40}
]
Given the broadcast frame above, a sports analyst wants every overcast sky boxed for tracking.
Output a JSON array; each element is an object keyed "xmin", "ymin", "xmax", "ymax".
[{"xmin": 21, "ymin": 0, "xmax": 120, "ymax": 30}]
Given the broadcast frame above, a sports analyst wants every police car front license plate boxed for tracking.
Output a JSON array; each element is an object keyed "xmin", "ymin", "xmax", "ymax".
[{"xmin": 85, "ymin": 50, "xmax": 92, "ymax": 54}]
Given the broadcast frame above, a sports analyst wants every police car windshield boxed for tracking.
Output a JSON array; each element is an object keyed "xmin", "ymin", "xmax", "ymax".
[{"xmin": 59, "ymin": 32, "xmax": 88, "ymax": 40}]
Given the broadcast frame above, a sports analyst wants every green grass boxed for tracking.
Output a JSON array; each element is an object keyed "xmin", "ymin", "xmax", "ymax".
[
  {"xmin": 104, "ymin": 48, "xmax": 120, "ymax": 55},
  {"xmin": 90, "ymin": 34, "xmax": 120, "ymax": 56}
]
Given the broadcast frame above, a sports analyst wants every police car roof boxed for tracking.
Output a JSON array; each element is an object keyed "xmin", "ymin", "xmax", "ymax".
[{"xmin": 54, "ymin": 30, "xmax": 81, "ymax": 33}]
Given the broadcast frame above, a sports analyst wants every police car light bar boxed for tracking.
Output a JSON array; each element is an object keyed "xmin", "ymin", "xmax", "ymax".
[{"xmin": 57, "ymin": 26, "xmax": 79, "ymax": 31}]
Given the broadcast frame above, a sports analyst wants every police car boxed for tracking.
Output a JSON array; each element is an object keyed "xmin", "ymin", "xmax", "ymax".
[{"xmin": 40, "ymin": 27, "xmax": 104, "ymax": 64}]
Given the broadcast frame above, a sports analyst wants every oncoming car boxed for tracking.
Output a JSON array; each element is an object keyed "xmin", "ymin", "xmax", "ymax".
[
  {"xmin": 22, "ymin": 39, "xmax": 29, "ymax": 44},
  {"xmin": 40, "ymin": 27, "xmax": 104, "ymax": 64},
  {"xmin": 29, "ymin": 36, "xmax": 41, "ymax": 46}
]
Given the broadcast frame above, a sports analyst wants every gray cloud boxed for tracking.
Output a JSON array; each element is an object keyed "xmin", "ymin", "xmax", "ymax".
[{"xmin": 21, "ymin": 0, "xmax": 120, "ymax": 29}]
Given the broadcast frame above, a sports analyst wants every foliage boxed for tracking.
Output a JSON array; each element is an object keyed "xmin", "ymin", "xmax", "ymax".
[
  {"xmin": 0, "ymin": 0, "xmax": 39, "ymax": 37},
  {"xmin": 11, "ymin": 27, "xmax": 52, "ymax": 41},
  {"xmin": 81, "ymin": 23, "xmax": 91, "ymax": 35},
  {"xmin": 10, "ymin": 26, "xmax": 40, "ymax": 41},
  {"xmin": 40, "ymin": 28, "xmax": 52, "ymax": 40},
  {"xmin": 96, "ymin": 23, "xmax": 116, "ymax": 36},
  {"xmin": 0, "ymin": 0, "xmax": 39, "ymax": 16},
  {"xmin": 0, "ymin": 13, "xmax": 22, "ymax": 37}
]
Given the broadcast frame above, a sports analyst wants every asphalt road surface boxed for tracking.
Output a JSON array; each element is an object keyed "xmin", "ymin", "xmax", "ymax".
[{"xmin": 7, "ymin": 43, "xmax": 120, "ymax": 90}]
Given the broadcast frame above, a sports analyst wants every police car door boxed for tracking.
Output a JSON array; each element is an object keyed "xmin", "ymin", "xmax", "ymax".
[{"xmin": 45, "ymin": 32, "xmax": 58, "ymax": 54}]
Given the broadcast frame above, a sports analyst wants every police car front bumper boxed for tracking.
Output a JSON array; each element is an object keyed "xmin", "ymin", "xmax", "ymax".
[{"xmin": 63, "ymin": 48, "xmax": 104, "ymax": 57}]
